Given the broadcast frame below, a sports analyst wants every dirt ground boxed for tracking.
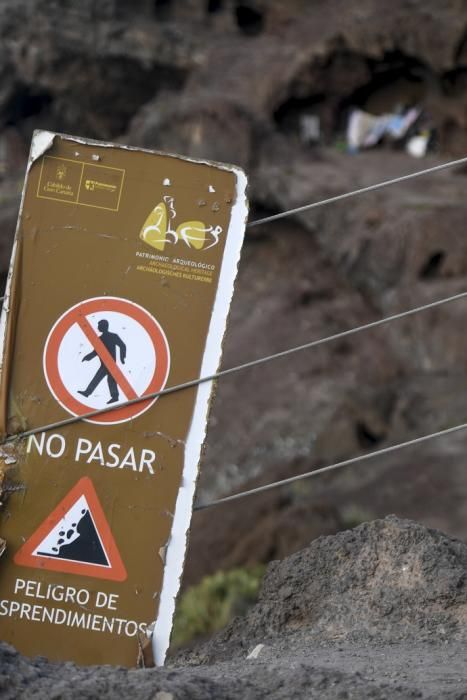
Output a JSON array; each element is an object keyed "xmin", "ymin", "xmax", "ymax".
[{"xmin": 2, "ymin": 638, "xmax": 466, "ymax": 699}]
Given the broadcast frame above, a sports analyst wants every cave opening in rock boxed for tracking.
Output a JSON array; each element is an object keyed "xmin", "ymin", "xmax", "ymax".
[
  {"xmin": 274, "ymin": 49, "xmax": 432, "ymax": 143},
  {"xmin": 298, "ymin": 289, "xmax": 314, "ymax": 306},
  {"xmin": 355, "ymin": 421, "xmax": 385, "ymax": 448},
  {"xmin": 207, "ymin": 0, "xmax": 223, "ymax": 13},
  {"xmin": 341, "ymin": 51, "xmax": 429, "ymax": 117},
  {"xmin": 273, "ymin": 94, "xmax": 325, "ymax": 138},
  {"xmin": 39, "ymin": 55, "xmax": 188, "ymax": 140},
  {"xmin": 235, "ymin": 3, "xmax": 264, "ymax": 36},
  {"xmin": 154, "ymin": 0, "xmax": 172, "ymax": 21},
  {"xmin": 3, "ymin": 84, "xmax": 52, "ymax": 127},
  {"xmin": 419, "ymin": 251, "xmax": 445, "ymax": 279},
  {"xmin": 296, "ymin": 287, "xmax": 334, "ymax": 306}
]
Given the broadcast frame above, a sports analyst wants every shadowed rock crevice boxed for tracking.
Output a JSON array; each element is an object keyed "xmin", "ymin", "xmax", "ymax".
[
  {"xmin": 1, "ymin": 84, "xmax": 52, "ymax": 127},
  {"xmin": 454, "ymin": 25, "xmax": 467, "ymax": 63},
  {"xmin": 46, "ymin": 56, "xmax": 188, "ymax": 140},
  {"xmin": 154, "ymin": 0, "xmax": 173, "ymax": 22},
  {"xmin": 355, "ymin": 420, "xmax": 386, "ymax": 448},
  {"xmin": 419, "ymin": 250, "xmax": 446, "ymax": 279},
  {"xmin": 234, "ymin": 3, "xmax": 264, "ymax": 36},
  {"xmin": 206, "ymin": 0, "xmax": 224, "ymax": 14},
  {"xmin": 343, "ymin": 50, "xmax": 431, "ymax": 113}
]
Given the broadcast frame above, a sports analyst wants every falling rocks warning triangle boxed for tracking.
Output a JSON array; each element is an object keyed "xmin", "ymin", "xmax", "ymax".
[{"xmin": 14, "ymin": 477, "xmax": 127, "ymax": 581}]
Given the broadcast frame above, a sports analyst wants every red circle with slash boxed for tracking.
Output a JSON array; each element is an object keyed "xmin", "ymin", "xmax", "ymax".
[{"xmin": 43, "ymin": 297, "xmax": 170, "ymax": 424}]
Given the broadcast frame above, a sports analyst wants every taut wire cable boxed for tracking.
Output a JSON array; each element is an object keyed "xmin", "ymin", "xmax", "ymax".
[
  {"xmin": 246, "ymin": 155, "xmax": 467, "ymax": 228},
  {"xmin": 3, "ymin": 289, "xmax": 467, "ymax": 444},
  {"xmin": 194, "ymin": 421, "xmax": 467, "ymax": 510}
]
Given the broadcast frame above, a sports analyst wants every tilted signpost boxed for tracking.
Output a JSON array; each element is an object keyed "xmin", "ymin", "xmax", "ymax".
[{"xmin": 0, "ymin": 131, "xmax": 248, "ymax": 666}]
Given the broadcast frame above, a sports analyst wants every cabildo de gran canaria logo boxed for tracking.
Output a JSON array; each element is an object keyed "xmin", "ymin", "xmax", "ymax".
[{"xmin": 139, "ymin": 195, "xmax": 223, "ymax": 252}]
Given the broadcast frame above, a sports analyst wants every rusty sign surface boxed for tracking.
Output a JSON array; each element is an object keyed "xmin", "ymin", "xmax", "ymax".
[{"xmin": 0, "ymin": 131, "xmax": 248, "ymax": 666}]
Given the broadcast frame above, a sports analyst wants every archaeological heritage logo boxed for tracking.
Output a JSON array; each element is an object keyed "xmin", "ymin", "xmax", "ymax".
[{"xmin": 139, "ymin": 194, "xmax": 222, "ymax": 252}]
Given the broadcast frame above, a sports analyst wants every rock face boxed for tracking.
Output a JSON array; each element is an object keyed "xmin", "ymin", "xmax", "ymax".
[{"xmin": 2, "ymin": 518, "xmax": 467, "ymax": 698}]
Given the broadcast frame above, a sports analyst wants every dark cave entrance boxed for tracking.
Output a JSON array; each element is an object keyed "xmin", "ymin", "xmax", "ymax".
[{"xmin": 235, "ymin": 3, "xmax": 264, "ymax": 36}]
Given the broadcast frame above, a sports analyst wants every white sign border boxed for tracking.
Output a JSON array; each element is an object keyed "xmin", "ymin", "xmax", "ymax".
[{"xmin": 152, "ymin": 166, "xmax": 248, "ymax": 665}]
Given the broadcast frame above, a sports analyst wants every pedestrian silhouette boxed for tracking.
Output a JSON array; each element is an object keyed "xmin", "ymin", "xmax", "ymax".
[{"xmin": 78, "ymin": 319, "xmax": 126, "ymax": 404}]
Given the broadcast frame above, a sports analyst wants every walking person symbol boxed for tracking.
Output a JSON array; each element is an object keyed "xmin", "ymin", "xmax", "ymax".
[{"xmin": 78, "ymin": 319, "xmax": 127, "ymax": 404}]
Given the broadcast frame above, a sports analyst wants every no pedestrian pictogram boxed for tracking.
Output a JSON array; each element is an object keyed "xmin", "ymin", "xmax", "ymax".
[
  {"xmin": 14, "ymin": 477, "xmax": 127, "ymax": 581},
  {"xmin": 43, "ymin": 296, "xmax": 170, "ymax": 424}
]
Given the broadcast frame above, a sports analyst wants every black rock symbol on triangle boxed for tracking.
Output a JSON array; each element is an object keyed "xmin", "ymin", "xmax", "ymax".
[{"xmin": 38, "ymin": 508, "xmax": 109, "ymax": 567}]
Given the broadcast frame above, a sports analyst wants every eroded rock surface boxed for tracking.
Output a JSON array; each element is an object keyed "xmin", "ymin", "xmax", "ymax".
[{"xmin": 192, "ymin": 516, "xmax": 467, "ymax": 663}]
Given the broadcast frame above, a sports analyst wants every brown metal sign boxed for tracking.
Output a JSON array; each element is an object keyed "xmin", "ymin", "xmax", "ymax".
[{"xmin": 0, "ymin": 131, "xmax": 248, "ymax": 666}]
